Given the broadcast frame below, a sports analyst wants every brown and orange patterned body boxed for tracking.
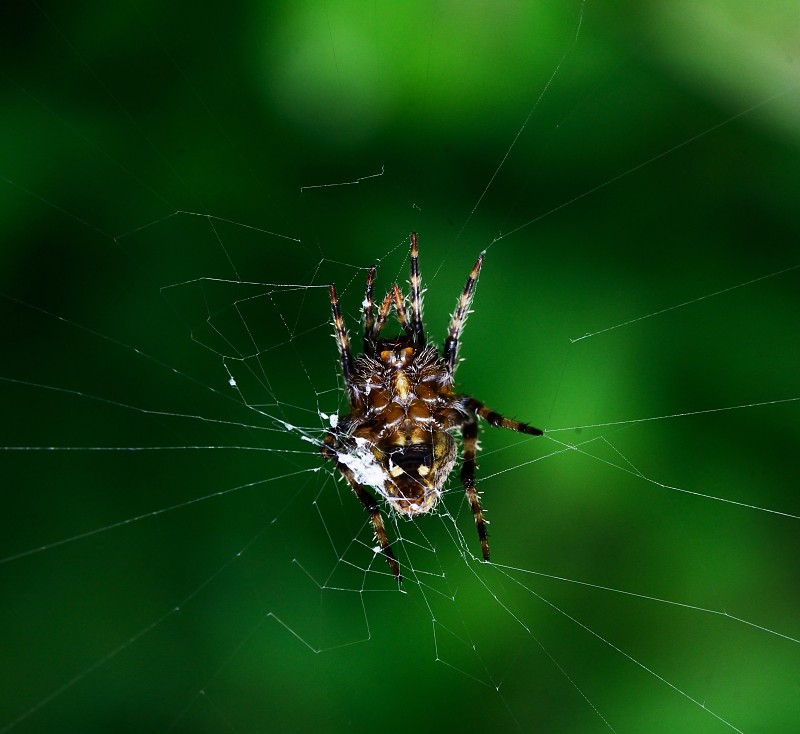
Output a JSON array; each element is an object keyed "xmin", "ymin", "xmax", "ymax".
[{"xmin": 343, "ymin": 340, "xmax": 464, "ymax": 515}]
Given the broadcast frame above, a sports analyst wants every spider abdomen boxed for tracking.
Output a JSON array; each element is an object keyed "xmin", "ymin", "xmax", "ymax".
[{"xmin": 377, "ymin": 429, "xmax": 457, "ymax": 516}]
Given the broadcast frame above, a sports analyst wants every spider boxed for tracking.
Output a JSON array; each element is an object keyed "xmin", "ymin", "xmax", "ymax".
[{"xmin": 322, "ymin": 233, "xmax": 543, "ymax": 582}]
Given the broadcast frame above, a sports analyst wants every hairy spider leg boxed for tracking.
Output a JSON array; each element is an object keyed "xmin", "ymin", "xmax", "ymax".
[
  {"xmin": 328, "ymin": 284, "xmax": 355, "ymax": 405},
  {"xmin": 444, "ymin": 253, "xmax": 484, "ymax": 373},
  {"xmin": 370, "ymin": 288, "xmax": 394, "ymax": 343},
  {"xmin": 363, "ymin": 265, "xmax": 377, "ymax": 353},
  {"xmin": 464, "ymin": 396, "xmax": 544, "ymax": 436},
  {"xmin": 362, "ymin": 234, "xmax": 424, "ymax": 348},
  {"xmin": 458, "ymin": 397, "xmax": 543, "ymax": 561},
  {"xmin": 459, "ymin": 413, "xmax": 490, "ymax": 560},
  {"xmin": 409, "ymin": 232, "xmax": 425, "ymax": 347},
  {"xmin": 391, "ymin": 283, "xmax": 415, "ymax": 339},
  {"xmin": 321, "ymin": 436, "xmax": 402, "ymax": 581}
]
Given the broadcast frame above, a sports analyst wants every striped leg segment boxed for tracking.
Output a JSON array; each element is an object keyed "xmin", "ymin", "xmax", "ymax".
[
  {"xmin": 351, "ymin": 479, "xmax": 401, "ymax": 582},
  {"xmin": 465, "ymin": 397, "xmax": 544, "ymax": 436},
  {"xmin": 363, "ymin": 265, "xmax": 377, "ymax": 353},
  {"xmin": 329, "ymin": 284, "xmax": 355, "ymax": 404},
  {"xmin": 444, "ymin": 253, "xmax": 484, "ymax": 373},
  {"xmin": 391, "ymin": 283, "xmax": 415, "ymax": 339},
  {"xmin": 460, "ymin": 414, "xmax": 490, "ymax": 560},
  {"xmin": 409, "ymin": 232, "xmax": 425, "ymax": 347},
  {"xmin": 370, "ymin": 288, "xmax": 394, "ymax": 343},
  {"xmin": 459, "ymin": 397, "xmax": 543, "ymax": 563},
  {"xmin": 321, "ymin": 437, "xmax": 402, "ymax": 581}
]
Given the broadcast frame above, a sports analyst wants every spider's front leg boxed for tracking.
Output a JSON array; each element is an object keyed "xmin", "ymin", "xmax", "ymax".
[
  {"xmin": 321, "ymin": 434, "xmax": 402, "ymax": 582},
  {"xmin": 329, "ymin": 284, "xmax": 356, "ymax": 406}
]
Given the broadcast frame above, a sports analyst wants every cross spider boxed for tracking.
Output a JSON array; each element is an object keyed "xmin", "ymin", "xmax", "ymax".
[{"xmin": 322, "ymin": 233, "xmax": 543, "ymax": 581}]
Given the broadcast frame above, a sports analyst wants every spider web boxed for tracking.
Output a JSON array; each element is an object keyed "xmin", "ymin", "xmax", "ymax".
[{"xmin": 2, "ymin": 2, "xmax": 800, "ymax": 733}]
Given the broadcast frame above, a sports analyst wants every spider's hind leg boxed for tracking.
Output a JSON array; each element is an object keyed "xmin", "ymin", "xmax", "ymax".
[
  {"xmin": 465, "ymin": 397, "xmax": 544, "ymax": 436},
  {"xmin": 351, "ymin": 481, "xmax": 402, "ymax": 582},
  {"xmin": 460, "ymin": 414, "xmax": 490, "ymax": 561},
  {"xmin": 458, "ymin": 397, "xmax": 543, "ymax": 563},
  {"xmin": 321, "ymin": 436, "xmax": 402, "ymax": 582}
]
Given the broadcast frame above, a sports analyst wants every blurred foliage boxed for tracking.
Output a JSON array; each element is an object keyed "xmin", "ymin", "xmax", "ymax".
[{"xmin": 2, "ymin": 1, "xmax": 799, "ymax": 733}]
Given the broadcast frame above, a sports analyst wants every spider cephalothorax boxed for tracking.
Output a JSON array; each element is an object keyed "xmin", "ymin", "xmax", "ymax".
[{"xmin": 322, "ymin": 233, "xmax": 542, "ymax": 581}]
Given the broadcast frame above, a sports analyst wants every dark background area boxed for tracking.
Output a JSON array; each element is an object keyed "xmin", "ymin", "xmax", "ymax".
[{"xmin": 2, "ymin": 2, "xmax": 799, "ymax": 732}]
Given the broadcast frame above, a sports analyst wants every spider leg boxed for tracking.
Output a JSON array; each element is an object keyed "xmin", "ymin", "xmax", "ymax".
[
  {"xmin": 363, "ymin": 265, "xmax": 377, "ymax": 354},
  {"xmin": 460, "ymin": 412, "xmax": 490, "ymax": 561},
  {"xmin": 370, "ymin": 288, "xmax": 394, "ymax": 342},
  {"xmin": 321, "ymin": 436, "xmax": 402, "ymax": 582},
  {"xmin": 444, "ymin": 252, "xmax": 483, "ymax": 373},
  {"xmin": 464, "ymin": 396, "xmax": 544, "ymax": 435},
  {"xmin": 459, "ymin": 398, "xmax": 542, "ymax": 563},
  {"xmin": 349, "ymin": 477, "xmax": 402, "ymax": 582},
  {"xmin": 391, "ymin": 283, "xmax": 415, "ymax": 340},
  {"xmin": 329, "ymin": 284, "xmax": 355, "ymax": 405},
  {"xmin": 409, "ymin": 232, "xmax": 425, "ymax": 346}
]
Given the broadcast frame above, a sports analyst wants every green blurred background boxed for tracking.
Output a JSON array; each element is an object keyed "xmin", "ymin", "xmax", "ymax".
[{"xmin": 2, "ymin": 1, "xmax": 799, "ymax": 732}]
